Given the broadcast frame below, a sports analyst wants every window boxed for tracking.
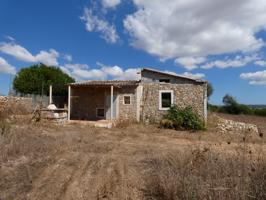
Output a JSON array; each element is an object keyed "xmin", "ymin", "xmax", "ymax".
[
  {"xmin": 159, "ymin": 90, "xmax": 173, "ymax": 110},
  {"xmin": 159, "ymin": 79, "xmax": 170, "ymax": 83},
  {"xmin": 96, "ymin": 108, "xmax": 105, "ymax": 118},
  {"xmin": 124, "ymin": 96, "xmax": 131, "ymax": 105}
]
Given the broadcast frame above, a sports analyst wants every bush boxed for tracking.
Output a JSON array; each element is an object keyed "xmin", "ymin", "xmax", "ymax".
[
  {"xmin": 253, "ymin": 108, "xmax": 266, "ymax": 117},
  {"xmin": 161, "ymin": 106, "xmax": 205, "ymax": 130}
]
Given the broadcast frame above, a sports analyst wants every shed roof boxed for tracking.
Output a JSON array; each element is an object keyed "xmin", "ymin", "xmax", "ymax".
[
  {"xmin": 141, "ymin": 68, "xmax": 207, "ymax": 83},
  {"xmin": 69, "ymin": 80, "xmax": 140, "ymax": 87}
]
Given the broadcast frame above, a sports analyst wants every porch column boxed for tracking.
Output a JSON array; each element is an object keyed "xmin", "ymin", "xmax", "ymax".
[
  {"xmin": 68, "ymin": 85, "xmax": 71, "ymax": 121},
  {"xmin": 110, "ymin": 85, "xmax": 114, "ymax": 120},
  {"xmin": 49, "ymin": 85, "xmax": 53, "ymax": 104}
]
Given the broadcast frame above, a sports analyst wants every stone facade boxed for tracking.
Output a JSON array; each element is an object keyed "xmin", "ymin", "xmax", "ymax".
[
  {"xmin": 117, "ymin": 86, "xmax": 138, "ymax": 121},
  {"xmin": 140, "ymin": 82, "xmax": 206, "ymax": 123}
]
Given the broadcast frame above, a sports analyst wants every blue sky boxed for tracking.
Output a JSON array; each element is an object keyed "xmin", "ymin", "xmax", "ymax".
[{"xmin": 1, "ymin": 0, "xmax": 266, "ymax": 105}]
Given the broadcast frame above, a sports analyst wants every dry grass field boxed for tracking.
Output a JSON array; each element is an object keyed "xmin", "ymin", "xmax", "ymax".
[{"xmin": 0, "ymin": 110, "xmax": 266, "ymax": 200}]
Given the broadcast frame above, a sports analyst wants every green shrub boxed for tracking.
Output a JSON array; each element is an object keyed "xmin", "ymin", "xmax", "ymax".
[
  {"xmin": 253, "ymin": 108, "xmax": 266, "ymax": 117},
  {"xmin": 161, "ymin": 106, "xmax": 205, "ymax": 130}
]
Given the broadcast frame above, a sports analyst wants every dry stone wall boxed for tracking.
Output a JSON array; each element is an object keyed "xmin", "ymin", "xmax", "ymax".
[
  {"xmin": 0, "ymin": 96, "xmax": 33, "ymax": 112},
  {"xmin": 217, "ymin": 117, "xmax": 259, "ymax": 135}
]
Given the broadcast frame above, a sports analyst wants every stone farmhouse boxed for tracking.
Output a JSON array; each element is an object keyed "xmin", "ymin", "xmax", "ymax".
[{"xmin": 67, "ymin": 68, "xmax": 208, "ymax": 124}]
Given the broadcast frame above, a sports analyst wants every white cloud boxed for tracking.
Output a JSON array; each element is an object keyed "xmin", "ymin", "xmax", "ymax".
[
  {"xmin": 81, "ymin": 7, "xmax": 119, "ymax": 44},
  {"xmin": 124, "ymin": 0, "xmax": 266, "ymax": 60},
  {"xmin": 0, "ymin": 57, "xmax": 16, "ymax": 75},
  {"xmin": 0, "ymin": 42, "xmax": 59, "ymax": 66},
  {"xmin": 161, "ymin": 69, "xmax": 205, "ymax": 79},
  {"xmin": 102, "ymin": 0, "xmax": 121, "ymax": 8},
  {"xmin": 201, "ymin": 54, "xmax": 258, "ymax": 69},
  {"xmin": 255, "ymin": 60, "xmax": 266, "ymax": 67},
  {"xmin": 182, "ymin": 72, "xmax": 205, "ymax": 79},
  {"xmin": 62, "ymin": 62, "xmax": 140, "ymax": 80},
  {"xmin": 63, "ymin": 54, "xmax": 73, "ymax": 62},
  {"xmin": 175, "ymin": 56, "xmax": 206, "ymax": 70},
  {"xmin": 35, "ymin": 49, "xmax": 59, "ymax": 66},
  {"xmin": 96, "ymin": 62, "xmax": 123, "ymax": 77},
  {"xmin": 240, "ymin": 70, "xmax": 266, "ymax": 85}
]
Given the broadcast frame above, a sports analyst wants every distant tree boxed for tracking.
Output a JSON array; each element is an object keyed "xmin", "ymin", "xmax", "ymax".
[
  {"xmin": 222, "ymin": 94, "xmax": 237, "ymax": 107},
  {"xmin": 222, "ymin": 94, "xmax": 253, "ymax": 115},
  {"xmin": 207, "ymin": 83, "xmax": 213, "ymax": 99},
  {"xmin": 13, "ymin": 63, "xmax": 75, "ymax": 96}
]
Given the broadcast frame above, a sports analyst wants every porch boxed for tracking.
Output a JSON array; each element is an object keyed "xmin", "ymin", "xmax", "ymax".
[{"xmin": 67, "ymin": 80, "xmax": 139, "ymax": 123}]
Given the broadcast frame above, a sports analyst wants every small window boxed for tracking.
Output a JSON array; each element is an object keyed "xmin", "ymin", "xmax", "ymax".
[
  {"xmin": 159, "ymin": 79, "xmax": 170, "ymax": 83},
  {"xmin": 96, "ymin": 108, "xmax": 105, "ymax": 118},
  {"xmin": 159, "ymin": 90, "xmax": 173, "ymax": 110},
  {"xmin": 124, "ymin": 96, "xmax": 131, "ymax": 105}
]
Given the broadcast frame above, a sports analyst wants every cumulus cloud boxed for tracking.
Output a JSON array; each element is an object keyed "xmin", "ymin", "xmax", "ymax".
[
  {"xmin": 163, "ymin": 70, "xmax": 205, "ymax": 79},
  {"xmin": 182, "ymin": 72, "xmax": 205, "ymax": 79},
  {"xmin": 61, "ymin": 62, "xmax": 141, "ymax": 80},
  {"xmin": 102, "ymin": 0, "xmax": 121, "ymax": 8},
  {"xmin": 63, "ymin": 54, "xmax": 73, "ymax": 62},
  {"xmin": 124, "ymin": 0, "xmax": 266, "ymax": 60},
  {"xmin": 201, "ymin": 54, "xmax": 259, "ymax": 69},
  {"xmin": 0, "ymin": 42, "xmax": 59, "ymax": 66},
  {"xmin": 240, "ymin": 70, "xmax": 266, "ymax": 85},
  {"xmin": 255, "ymin": 60, "xmax": 266, "ymax": 67},
  {"xmin": 81, "ymin": 7, "xmax": 119, "ymax": 44},
  {"xmin": 175, "ymin": 56, "xmax": 206, "ymax": 70},
  {"xmin": 0, "ymin": 57, "xmax": 16, "ymax": 75}
]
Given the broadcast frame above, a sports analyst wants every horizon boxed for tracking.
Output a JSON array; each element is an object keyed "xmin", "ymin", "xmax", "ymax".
[{"xmin": 1, "ymin": 0, "xmax": 266, "ymax": 105}]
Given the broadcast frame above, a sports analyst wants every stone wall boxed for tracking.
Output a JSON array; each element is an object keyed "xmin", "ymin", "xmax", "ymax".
[
  {"xmin": 117, "ymin": 86, "xmax": 138, "ymax": 121},
  {"xmin": 0, "ymin": 96, "xmax": 33, "ymax": 112},
  {"xmin": 140, "ymin": 83, "xmax": 206, "ymax": 123},
  {"xmin": 217, "ymin": 118, "xmax": 259, "ymax": 135}
]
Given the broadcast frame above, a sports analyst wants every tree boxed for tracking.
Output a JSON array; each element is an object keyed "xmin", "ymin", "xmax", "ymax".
[
  {"xmin": 207, "ymin": 83, "xmax": 213, "ymax": 99},
  {"xmin": 13, "ymin": 63, "xmax": 75, "ymax": 96},
  {"xmin": 222, "ymin": 94, "xmax": 237, "ymax": 107},
  {"xmin": 222, "ymin": 94, "xmax": 252, "ymax": 115}
]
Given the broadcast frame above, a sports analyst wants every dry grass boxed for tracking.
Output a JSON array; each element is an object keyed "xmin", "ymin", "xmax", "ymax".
[{"xmin": 0, "ymin": 108, "xmax": 266, "ymax": 200}]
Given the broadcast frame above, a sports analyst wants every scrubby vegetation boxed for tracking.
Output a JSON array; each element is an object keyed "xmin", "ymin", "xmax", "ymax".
[
  {"xmin": 1, "ymin": 102, "xmax": 266, "ymax": 200},
  {"xmin": 209, "ymin": 94, "xmax": 266, "ymax": 117},
  {"xmin": 161, "ymin": 106, "xmax": 205, "ymax": 130}
]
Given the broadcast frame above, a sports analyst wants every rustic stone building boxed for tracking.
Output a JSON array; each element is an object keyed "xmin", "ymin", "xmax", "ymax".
[{"xmin": 67, "ymin": 68, "xmax": 208, "ymax": 124}]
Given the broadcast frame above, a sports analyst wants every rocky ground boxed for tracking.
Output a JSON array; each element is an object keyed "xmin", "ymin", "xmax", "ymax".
[{"xmin": 0, "ymin": 113, "xmax": 266, "ymax": 200}]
